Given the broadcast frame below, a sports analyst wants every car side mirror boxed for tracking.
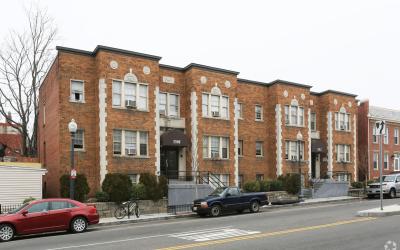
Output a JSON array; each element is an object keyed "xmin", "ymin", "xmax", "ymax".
[{"xmin": 21, "ymin": 210, "xmax": 28, "ymax": 216}]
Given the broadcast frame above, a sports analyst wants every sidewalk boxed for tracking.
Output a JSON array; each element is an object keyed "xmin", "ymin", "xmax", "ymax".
[{"xmin": 96, "ymin": 196, "xmax": 361, "ymax": 227}]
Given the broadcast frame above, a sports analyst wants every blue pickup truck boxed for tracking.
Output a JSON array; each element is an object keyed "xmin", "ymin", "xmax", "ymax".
[{"xmin": 192, "ymin": 187, "xmax": 268, "ymax": 217}]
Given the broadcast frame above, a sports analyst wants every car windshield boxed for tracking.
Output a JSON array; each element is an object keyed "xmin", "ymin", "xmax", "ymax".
[
  {"xmin": 209, "ymin": 187, "xmax": 227, "ymax": 197},
  {"xmin": 8, "ymin": 203, "xmax": 30, "ymax": 214},
  {"xmin": 383, "ymin": 176, "xmax": 396, "ymax": 182}
]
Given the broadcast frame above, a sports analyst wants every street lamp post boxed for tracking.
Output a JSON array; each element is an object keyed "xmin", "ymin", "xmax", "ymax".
[
  {"xmin": 68, "ymin": 119, "xmax": 77, "ymax": 200},
  {"xmin": 297, "ymin": 131, "xmax": 303, "ymax": 200}
]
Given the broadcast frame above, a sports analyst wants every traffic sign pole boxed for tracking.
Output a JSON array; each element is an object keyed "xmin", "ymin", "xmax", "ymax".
[{"xmin": 380, "ymin": 133, "xmax": 383, "ymax": 211}]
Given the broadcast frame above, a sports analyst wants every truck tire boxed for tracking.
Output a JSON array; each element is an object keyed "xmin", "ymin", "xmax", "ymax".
[
  {"xmin": 250, "ymin": 201, "xmax": 260, "ymax": 213},
  {"xmin": 210, "ymin": 205, "xmax": 222, "ymax": 217},
  {"xmin": 389, "ymin": 188, "xmax": 396, "ymax": 199}
]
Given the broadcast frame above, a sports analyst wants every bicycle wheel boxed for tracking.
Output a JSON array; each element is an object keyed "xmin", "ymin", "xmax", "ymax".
[{"xmin": 114, "ymin": 206, "xmax": 127, "ymax": 219}]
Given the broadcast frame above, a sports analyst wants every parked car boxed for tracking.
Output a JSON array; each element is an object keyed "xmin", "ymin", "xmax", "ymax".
[
  {"xmin": 192, "ymin": 187, "xmax": 268, "ymax": 217},
  {"xmin": 367, "ymin": 174, "xmax": 400, "ymax": 199},
  {"xmin": 0, "ymin": 198, "xmax": 99, "ymax": 242}
]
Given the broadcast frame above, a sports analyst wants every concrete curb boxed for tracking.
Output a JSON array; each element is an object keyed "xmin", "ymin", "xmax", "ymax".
[
  {"xmin": 95, "ymin": 197, "xmax": 363, "ymax": 227},
  {"xmin": 357, "ymin": 204, "xmax": 400, "ymax": 217}
]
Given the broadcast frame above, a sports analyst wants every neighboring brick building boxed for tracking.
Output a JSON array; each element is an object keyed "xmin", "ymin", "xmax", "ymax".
[
  {"xmin": 38, "ymin": 45, "xmax": 358, "ymax": 197},
  {"xmin": 358, "ymin": 100, "xmax": 400, "ymax": 181},
  {"xmin": 0, "ymin": 114, "xmax": 22, "ymax": 159}
]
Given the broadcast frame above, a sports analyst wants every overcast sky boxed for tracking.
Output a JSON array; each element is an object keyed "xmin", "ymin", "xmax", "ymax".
[{"xmin": 2, "ymin": 0, "xmax": 400, "ymax": 110}]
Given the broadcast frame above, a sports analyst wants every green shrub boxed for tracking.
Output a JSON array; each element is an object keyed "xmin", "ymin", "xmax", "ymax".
[
  {"xmin": 95, "ymin": 191, "xmax": 110, "ymax": 202},
  {"xmin": 279, "ymin": 174, "xmax": 301, "ymax": 195},
  {"xmin": 269, "ymin": 179, "xmax": 284, "ymax": 191},
  {"xmin": 102, "ymin": 173, "xmax": 132, "ymax": 203},
  {"xmin": 259, "ymin": 180, "xmax": 271, "ymax": 192},
  {"xmin": 139, "ymin": 173, "xmax": 166, "ymax": 202},
  {"xmin": 22, "ymin": 197, "xmax": 35, "ymax": 204},
  {"xmin": 60, "ymin": 174, "xmax": 90, "ymax": 202},
  {"xmin": 243, "ymin": 181, "xmax": 260, "ymax": 192},
  {"xmin": 131, "ymin": 184, "xmax": 146, "ymax": 199},
  {"xmin": 351, "ymin": 182, "xmax": 364, "ymax": 189}
]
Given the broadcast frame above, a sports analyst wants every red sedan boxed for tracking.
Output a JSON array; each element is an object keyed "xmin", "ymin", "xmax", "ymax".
[{"xmin": 0, "ymin": 198, "xmax": 99, "ymax": 242}]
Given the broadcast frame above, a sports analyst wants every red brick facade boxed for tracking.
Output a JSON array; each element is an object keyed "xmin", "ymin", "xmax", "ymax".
[{"xmin": 38, "ymin": 46, "xmax": 358, "ymax": 197}]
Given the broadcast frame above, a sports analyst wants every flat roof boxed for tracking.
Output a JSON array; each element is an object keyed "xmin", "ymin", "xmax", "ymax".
[
  {"xmin": 312, "ymin": 90, "xmax": 358, "ymax": 98},
  {"xmin": 269, "ymin": 79, "xmax": 312, "ymax": 89}
]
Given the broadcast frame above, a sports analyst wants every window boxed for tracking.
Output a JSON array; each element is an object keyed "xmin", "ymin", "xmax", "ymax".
[
  {"xmin": 28, "ymin": 202, "xmax": 49, "ymax": 213},
  {"xmin": 372, "ymin": 127, "xmax": 378, "ymax": 143},
  {"xmin": 112, "ymin": 80, "xmax": 148, "ymax": 110},
  {"xmin": 335, "ymin": 112, "xmax": 351, "ymax": 131},
  {"xmin": 159, "ymin": 92, "xmax": 179, "ymax": 117},
  {"xmin": 50, "ymin": 201, "xmax": 76, "ymax": 210},
  {"xmin": 129, "ymin": 174, "xmax": 140, "ymax": 184},
  {"xmin": 395, "ymin": 128, "xmax": 399, "ymax": 145},
  {"xmin": 73, "ymin": 129, "xmax": 84, "ymax": 150},
  {"xmin": 112, "ymin": 80, "xmax": 122, "ymax": 106},
  {"xmin": 256, "ymin": 141, "xmax": 263, "ymax": 156},
  {"xmin": 113, "ymin": 130, "xmax": 148, "ymax": 157},
  {"xmin": 238, "ymin": 140, "xmax": 243, "ymax": 156},
  {"xmin": 238, "ymin": 175, "xmax": 243, "ymax": 188},
  {"xmin": 70, "ymin": 80, "xmax": 84, "ymax": 102},
  {"xmin": 256, "ymin": 174, "xmax": 264, "ymax": 181},
  {"xmin": 284, "ymin": 105, "xmax": 304, "ymax": 126},
  {"xmin": 255, "ymin": 105, "xmax": 263, "ymax": 121},
  {"xmin": 202, "ymin": 93, "xmax": 229, "ymax": 119},
  {"xmin": 394, "ymin": 154, "xmax": 400, "ymax": 171},
  {"xmin": 285, "ymin": 141, "xmax": 304, "ymax": 161},
  {"xmin": 227, "ymin": 188, "xmax": 240, "ymax": 196},
  {"xmin": 43, "ymin": 106, "xmax": 46, "ymax": 126},
  {"xmin": 336, "ymin": 144, "xmax": 350, "ymax": 163},
  {"xmin": 238, "ymin": 103, "xmax": 243, "ymax": 119},
  {"xmin": 384, "ymin": 127, "xmax": 389, "ymax": 144},
  {"xmin": 202, "ymin": 136, "xmax": 229, "ymax": 159},
  {"xmin": 384, "ymin": 153, "xmax": 389, "ymax": 170},
  {"xmin": 113, "ymin": 130, "xmax": 122, "ymax": 155},
  {"xmin": 310, "ymin": 112, "xmax": 317, "ymax": 131},
  {"xmin": 336, "ymin": 173, "xmax": 349, "ymax": 182},
  {"xmin": 373, "ymin": 152, "xmax": 379, "ymax": 170},
  {"xmin": 220, "ymin": 174, "xmax": 229, "ymax": 187}
]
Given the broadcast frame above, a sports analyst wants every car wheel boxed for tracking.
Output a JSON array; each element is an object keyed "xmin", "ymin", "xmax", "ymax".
[
  {"xmin": 70, "ymin": 217, "xmax": 88, "ymax": 233},
  {"xmin": 390, "ymin": 189, "xmax": 396, "ymax": 199},
  {"xmin": 0, "ymin": 224, "xmax": 15, "ymax": 242},
  {"xmin": 250, "ymin": 201, "xmax": 260, "ymax": 213},
  {"xmin": 210, "ymin": 205, "xmax": 221, "ymax": 217}
]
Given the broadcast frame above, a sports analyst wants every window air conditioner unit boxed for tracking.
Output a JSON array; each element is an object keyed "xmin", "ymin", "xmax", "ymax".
[
  {"xmin": 291, "ymin": 155, "xmax": 297, "ymax": 161},
  {"xmin": 211, "ymin": 152, "xmax": 220, "ymax": 159},
  {"xmin": 159, "ymin": 110, "xmax": 166, "ymax": 116},
  {"xmin": 340, "ymin": 125, "xmax": 345, "ymax": 131},
  {"xmin": 125, "ymin": 100, "xmax": 137, "ymax": 109},
  {"xmin": 212, "ymin": 111, "xmax": 220, "ymax": 117},
  {"xmin": 127, "ymin": 149, "xmax": 136, "ymax": 156}
]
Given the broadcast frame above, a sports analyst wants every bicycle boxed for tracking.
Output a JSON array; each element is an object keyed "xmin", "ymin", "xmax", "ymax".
[{"xmin": 114, "ymin": 198, "xmax": 140, "ymax": 219}]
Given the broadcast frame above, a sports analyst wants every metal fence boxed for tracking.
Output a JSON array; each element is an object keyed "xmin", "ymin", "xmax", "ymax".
[
  {"xmin": 0, "ymin": 203, "xmax": 23, "ymax": 214},
  {"xmin": 167, "ymin": 204, "xmax": 193, "ymax": 215}
]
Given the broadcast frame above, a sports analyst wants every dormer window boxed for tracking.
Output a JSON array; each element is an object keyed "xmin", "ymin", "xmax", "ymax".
[{"xmin": 335, "ymin": 107, "xmax": 351, "ymax": 131}]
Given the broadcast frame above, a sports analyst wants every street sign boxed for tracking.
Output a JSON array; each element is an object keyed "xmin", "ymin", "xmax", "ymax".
[
  {"xmin": 375, "ymin": 120, "xmax": 386, "ymax": 135},
  {"xmin": 70, "ymin": 169, "xmax": 77, "ymax": 179}
]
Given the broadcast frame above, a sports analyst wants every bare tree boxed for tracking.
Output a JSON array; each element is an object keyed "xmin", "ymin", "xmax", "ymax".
[{"xmin": 0, "ymin": 4, "xmax": 57, "ymax": 156}]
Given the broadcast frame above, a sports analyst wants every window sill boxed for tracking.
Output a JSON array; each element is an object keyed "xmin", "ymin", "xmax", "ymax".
[
  {"xmin": 203, "ymin": 158, "xmax": 230, "ymax": 161},
  {"xmin": 285, "ymin": 124, "xmax": 305, "ymax": 128},
  {"xmin": 336, "ymin": 161, "xmax": 352, "ymax": 164},
  {"xmin": 256, "ymin": 155, "xmax": 264, "ymax": 158},
  {"xmin": 112, "ymin": 106, "xmax": 149, "ymax": 112},
  {"xmin": 113, "ymin": 155, "xmax": 150, "ymax": 159},
  {"xmin": 69, "ymin": 100, "xmax": 85, "ymax": 104},
  {"xmin": 74, "ymin": 149, "xmax": 86, "ymax": 152},
  {"xmin": 335, "ymin": 129, "xmax": 351, "ymax": 133},
  {"xmin": 160, "ymin": 115, "xmax": 181, "ymax": 119},
  {"xmin": 255, "ymin": 119, "xmax": 264, "ymax": 122},
  {"xmin": 202, "ymin": 116, "xmax": 230, "ymax": 121}
]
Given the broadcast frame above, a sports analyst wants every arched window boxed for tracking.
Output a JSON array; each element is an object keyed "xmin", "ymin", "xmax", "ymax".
[{"xmin": 334, "ymin": 107, "xmax": 350, "ymax": 131}]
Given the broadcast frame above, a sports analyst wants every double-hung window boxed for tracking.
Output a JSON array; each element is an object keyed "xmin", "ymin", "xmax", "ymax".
[
  {"xmin": 113, "ymin": 130, "xmax": 148, "ymax": 157},
  {"xmin": 384, "ymin": 127, "xmax": 389, "ymax": 144},
  {"xmin": 73, "ymin": 129, "xmax": 84, "ymax": 150},
  {"xmin": 384, "ymin": 152, "xmax": 389, "ymax": 170},
  {"xmin": 159, "ymin": 92, "xmax": 179, "ymax": 117},
  {"xmin": 336, "ymin": 144, "xmax": 350, "ymax": 163},
  {"xmin": 202, "ymin": 93, "xmax": 229, "ymax": 119},
  {"xmin": 394, "ymin": 128, "xmax": 399, "ymax": 145},
  {"xmin": 255, "ymin": 105, "xmax": 263, "ymax": 121},
  {"xmin": 394, "ymin": 154, "xmax": 400, "ymax": 171},
  {"xmin": 238, "ymin": 140, "xmax": 244, "ymax": 156},
  {"xmin": 238, "ymin": 103, "xmax": 243, "ymax": 119},
  {"xmin": 284, "ymin": 105, "xmax": 304, "ymax": 126},
  {"xmin": 285, "ymin": 141, "xmax": 304, "ymax": 161},
  {"xmin": 112, "ymin": 80, "xmax": 148, "ymax": 110},
  {"xmin": 70, "ymin": 80, "xmax": 84, "ymax": 102},
  {"xmin": 310, "ymin": 112, "xmax": 317, "ymax": 131},
  {"xmin": 256, "ymin": 141, "xmax": 264, "ymax": 157},
  {"xmin": 373, "ymin": 152, "xmax": 379, "ymax": 170},
  {"xmin": 372, "ymin": 127, "xmax": 378, "ymax": 143},
  {"xmin": 335, "ymin": 112, "xmax": 351, "ymax": 131},
  {"xmin": 202, "ymin": 136, "xmax": 229, "ymax": 159}
]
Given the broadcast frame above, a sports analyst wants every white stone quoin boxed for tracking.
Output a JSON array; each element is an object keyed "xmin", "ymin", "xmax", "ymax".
[
  {"xmin": 234, "ymin": 98, "xmax": 239, "ymax": 186},
  {"xmin": 327, "ymin": 111, "xmax": 333, "ymax": 178},
  {"xmin": 308, "ymin": 108, "xmax": 312, "ymax": 177},
  {"xmin": 98, "ymin": 78, "xmax": 108, "ymax": 185},
  {"xmin": 190, "ymin": 92, "xmax": 199, "ymax": 173},
  {"xmin": 353, "ymin": 114, "xmax": 357, "ymax": 181},
  {"xmin": 275, "ymin": 104, "xmax": 283, "ymax": 177},
  {"xmin": 155, "ymin": 86, "xmax": 161, "ymax": 175}
]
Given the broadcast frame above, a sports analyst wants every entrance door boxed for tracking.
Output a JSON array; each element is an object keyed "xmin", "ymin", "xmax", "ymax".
[
  {"xmin": 311, "ymin": 153, "xmax": 321, "ymax": 179},
  {"xmin": 161, "ymin": 148, "xmax": 179, "ymax": 179}
]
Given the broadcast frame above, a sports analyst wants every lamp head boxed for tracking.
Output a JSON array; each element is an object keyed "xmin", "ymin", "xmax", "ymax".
[{"xmin": 68, "ymin": 119, "xmax": 77, "ymax": 133}]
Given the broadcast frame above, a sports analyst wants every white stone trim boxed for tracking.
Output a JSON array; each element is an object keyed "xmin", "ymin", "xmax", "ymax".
[
  {"xmin": 275, "ymin": 104, "xmax": 283, "ymax": 177},
  {"xmin": 308, "ymin": 108, "xmax": 312, "ymax": 177},
  {"xmin": 190, "ymin": 92, "xmax": 199, "ymax": 173},
  {"xmin": 154, "ymin": 86, "xmax": 161, "ymax": 176},
  {"xmin": 353, "ymin": 114, "xmax": 357, "ymax": 181},
  {"xmin": 327, "ymin": 111, "xmax": 333, "ymax": 178},
  {"xmin": 99, "ymin": 79, "xmax": 108, "ymax": 185},
  {"xmin": 234, "ymin": 98, "xmax": 239, "ymax": 186}
]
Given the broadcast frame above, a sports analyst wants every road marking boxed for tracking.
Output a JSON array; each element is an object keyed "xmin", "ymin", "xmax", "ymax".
[
  {"xmin": 157, "ymin": 217, "xmax": 376, "ymax": 250},
  {"xmin": 45, "ymin": 226, "xmax": 233, "ymax": 250},
  {"xmin": 170, "ymin": 228, "xmax": 260, "ymax": 242}
]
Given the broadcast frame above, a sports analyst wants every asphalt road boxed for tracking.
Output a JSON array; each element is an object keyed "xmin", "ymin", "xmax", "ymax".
[{"xmin": 1, "ymin": 198, "xmax": 399, "ymax": 250}]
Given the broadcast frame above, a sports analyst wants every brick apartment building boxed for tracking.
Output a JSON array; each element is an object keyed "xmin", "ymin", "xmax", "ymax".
[
  {"xmin": 0, "ymin": 113, "xmax": 22, "ymax": 159},
  {"xmin": 358, "ymin": 100, "xmax": 400, "ymax": 181},
  {"xmin": 38, "ymin": 45, "xmax": 358, "ymax": 197}
]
